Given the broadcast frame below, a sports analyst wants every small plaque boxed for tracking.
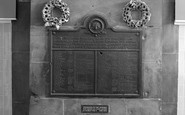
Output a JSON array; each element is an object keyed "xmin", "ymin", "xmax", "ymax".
[{"xmin": 81, "ymin": 105, "xmax": 109, "ymax": 113}]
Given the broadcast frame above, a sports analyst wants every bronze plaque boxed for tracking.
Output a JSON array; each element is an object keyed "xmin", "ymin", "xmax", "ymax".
[
  {"xmin": 81, "ymin": 105, "xmax": 109, "ymax": 113},
  {"xmin": 50, "ymin": 27, "xmax": 141, "ymax": 97}
]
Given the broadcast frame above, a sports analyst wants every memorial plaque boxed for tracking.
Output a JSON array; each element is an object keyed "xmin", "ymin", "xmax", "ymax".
[{"xmin": 50, "ymin": 15, "xmax": 141, "ymax": 97}]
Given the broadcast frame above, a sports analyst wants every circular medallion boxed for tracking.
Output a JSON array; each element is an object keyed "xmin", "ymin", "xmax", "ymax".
[{"xmin": 88, "ymin": 17, "xmax": 106, "ymax": 34}]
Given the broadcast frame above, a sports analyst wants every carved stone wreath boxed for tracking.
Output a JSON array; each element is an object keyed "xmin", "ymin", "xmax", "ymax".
[
  {"xmin": 42, "ymin": 0, "xmax": 70, "ymax": 30},
  {"xmin": 122, "ymin": 0, "xmax": 151, "ymax": 28}
]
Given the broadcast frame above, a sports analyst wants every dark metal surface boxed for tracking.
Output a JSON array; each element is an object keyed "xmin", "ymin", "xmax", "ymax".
[
  {"xmin": 52, "ymin": 29, "xmax": 139, "ymax": 49},
  {"xmin": 50, "ymin": 16, "xmax": 142, "ymax": 97},
  {"xmin": 52, "ymin": 51, "xmax": 95, "ymax": 93},
  {"xmin": 97, "ymin": 51, "xmax": 139, "ymax": 94}
]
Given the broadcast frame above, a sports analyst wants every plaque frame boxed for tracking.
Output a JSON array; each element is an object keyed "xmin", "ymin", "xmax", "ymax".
[{"xmin": 49, "ymin": 15, "xmax": 142, "ymax": 98}]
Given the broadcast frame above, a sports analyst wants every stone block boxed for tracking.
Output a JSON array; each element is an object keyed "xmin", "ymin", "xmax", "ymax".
[
  {"xmin": 145, "ymin": 0, "xmax": 162, "ymax": 27},
  {"xmin": 31, "ymin": 1, "xmax": 47, "ymax": 26},
  {"xmin": 162, "ymin": 0, "xmax": 178, "ymax": 54},
  {"xmin": 162, "ymin": 24, "xmax": 178, "ymax": 54},
  {"xmin": 30, "ymin": 26, "xmax": 49, "ymax": 62},
  {"xmin": 64, "ymin": 99, "xmax": 127, "ymax": 115},
  {"xmin": 162, "ymin": 103, "xmax": 177, "ymax": 115},
  {"xmin": 30, "ymin": 63, "xmax": 50, "ymax": 96},
  {"xmin": 162, "ymin": 75, "xmax": 178, "ymax": 103},
  {"xmin": 30, "ymin": 26, "xmax": 48, "ymax": 36},
  {"xmin": 162, "ymin": 54, "xmax": 178, "ymax": 103},
  {"xmin": 142, "ymin": 62, "xmax": 162, "ymax": 98},
  {"xmin": 125, "ymin": 99, "xmax": 161, "ymax": 115},
  {"xmin": 29, "ymin": 98, "xmax": 64, "ymax": 115},
  {"xmin": 142, "ymin": 28, "xmax": 162, "ymax": 62},
  {"xmin": 30, "ymin": 36, "xmax": 50, "ymax": 62}
]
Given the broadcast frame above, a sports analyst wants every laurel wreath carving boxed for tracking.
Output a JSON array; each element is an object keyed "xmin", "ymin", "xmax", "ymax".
[
  {"xmin": 122, "ymin": 0, "xmax": 151, "ymax": 28},
  {"xmin": 42, "ymin": 0, "xmax": 70, "ymax": 30}
]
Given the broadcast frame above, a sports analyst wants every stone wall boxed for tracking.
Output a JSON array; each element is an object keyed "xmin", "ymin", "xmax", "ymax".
[
  {"xmin": 162, "ymin": 1, "xmax": 178, "ymax": 114},
  {"xmin": 0, "ymin": 22, "xmax": 12, "ymax": 115},
  {"xmin": 29, "ymin": 0, "xmax": 178, "ymax": 115}
]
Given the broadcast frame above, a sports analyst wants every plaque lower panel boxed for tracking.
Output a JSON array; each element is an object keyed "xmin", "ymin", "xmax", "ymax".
[
  {"xmin": 97, "ymin": 51, "xmax": 139, "ymax": 94},
  {"xmin": 52, "ymin": 51, "xmax": 95, "ymax": 94}
]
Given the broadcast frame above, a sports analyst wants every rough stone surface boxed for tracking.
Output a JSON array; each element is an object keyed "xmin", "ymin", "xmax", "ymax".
[
  {"xmin": 162, "ymin": 103, "xmax": 177, "ymax": 115},
  {"xmin": 142, "ymin": 28, "xmax": 162, "ymax": 62},
  {"xmin": 29, "ymin": 98, "xmax": 64, "ymax": 115},
  {"xmin": 162, "ymin": 54, "xmax": 178, "ymax": 103},
  {"xmin": 30, "ymin": 63, "xmax": 50, "ymax": 97},
  {"xmin": 30, "ymin": 26, "xmax": 49, "ymax": 63},
  {"xmin": 142, "ymin": 62, "xmax": 162, "ymax": 98},
  {"xmin": 162, "ymin": 25, "xmax": 178, "ymax": 54},
  {"xmin": 125, "ymin": 99, "xmax": 161, "ymax": 115},
  {"xmin": 63, "ymin": 99, "xmax": 161, "ymax": 115},
  {"xmin": 64, "ymin": 99, "xmax": 127, "ymax": 115}
]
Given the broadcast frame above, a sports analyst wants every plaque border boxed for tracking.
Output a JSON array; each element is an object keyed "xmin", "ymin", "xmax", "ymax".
[{"xmin": 49, "ymin": 27, "xmax": 143, "ymax": 98}]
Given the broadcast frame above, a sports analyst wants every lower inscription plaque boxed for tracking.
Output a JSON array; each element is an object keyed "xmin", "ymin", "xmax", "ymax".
[
  {"xmin": 50, "ymin": 26, "xmax": 141, "ymax": 97},
  {"xmin": 81, "ymin": 105, "xmax": 109, "ymax": 113}
]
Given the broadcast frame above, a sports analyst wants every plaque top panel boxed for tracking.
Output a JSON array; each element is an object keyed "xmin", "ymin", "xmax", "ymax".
[{"xmin": 51, "ymin": 28, "xmax": 141, "ymax": 50}]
